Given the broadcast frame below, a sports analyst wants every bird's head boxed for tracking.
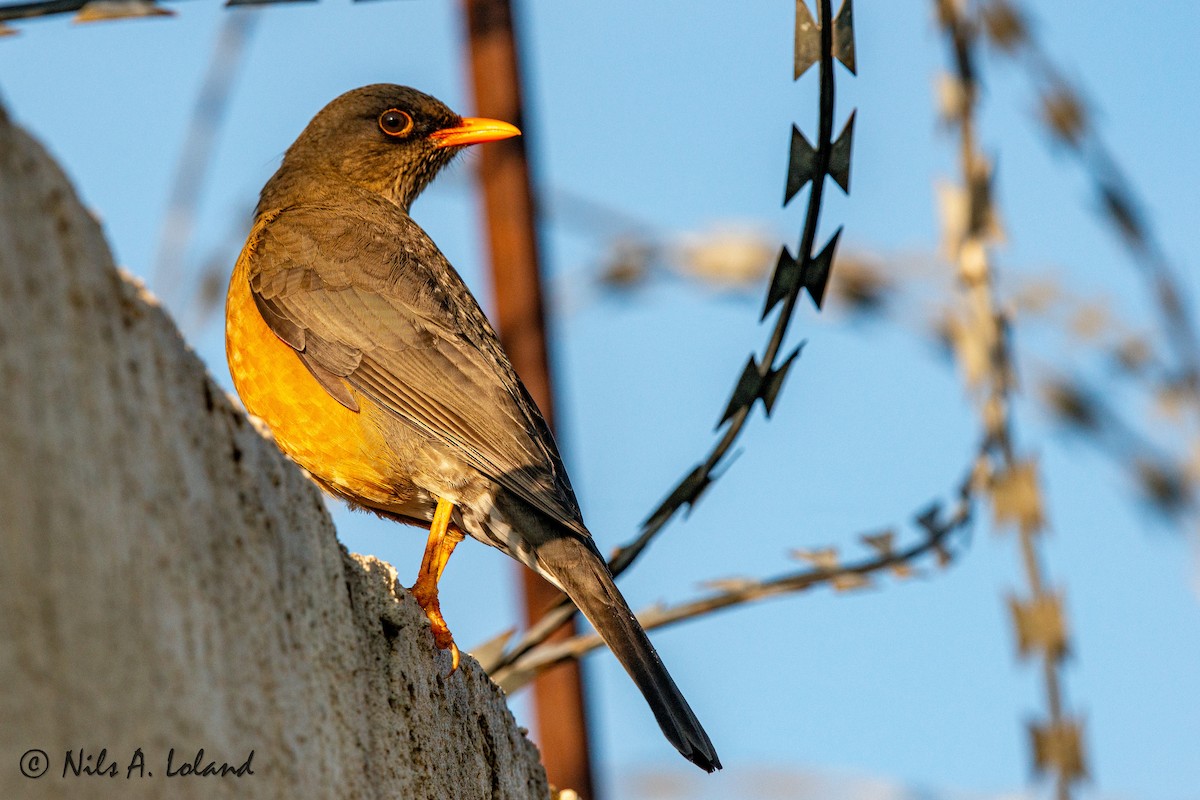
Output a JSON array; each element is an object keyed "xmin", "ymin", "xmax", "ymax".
[{"xmin": 272, "ymin": 84, "xmax": 520, "ymax": 211}]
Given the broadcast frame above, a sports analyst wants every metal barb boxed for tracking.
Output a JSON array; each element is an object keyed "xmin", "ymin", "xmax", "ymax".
[
  {"xmin": 828, "ymin": 111, "xmax": 856, "ymax": 194},
  {"xmin": 832, "ymin": 0, "xmax": 856, "ymax": 75},
  {"xmin": 794, "ymin": 0, "xmax": 821, "ymax": 79},
  {"xmin": 761, "ymin": 344, "xmax": 804, "ymax": 415},
  {"xmin": 914, "ymin": 501, "xmax": 945, "ymax": 534},
  {"xmin": 785, "ymin": 126, "xmax": 818, "ymax": 205},
  {"xmin": 73, "ymin": 0, "xmax": 172, "ymax": 22},
  {"xmin": 2, "ymin": 0, "xmax": 92, "ymax": 23},
  {"xmin": 649, "ymin": 465, "xmax": 711, "ymax": 525},
  {"xmin": 763, "ymin": 245, "xmax": 801, "ymax": 319},
  {"xmin": 718, "ymin": 356, "xmax": 765, "ymax": 427},
  {"xmin": 804, "ymin": 227, "xmax": 842, "ymax": 308},
  {"xmin": 794, "ymin": 0, "xmax": 856, "ymax": 78}
]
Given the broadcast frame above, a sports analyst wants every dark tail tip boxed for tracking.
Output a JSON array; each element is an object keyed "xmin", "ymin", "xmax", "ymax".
[
  {"xmin": 682, "ymin": 736, "xmax": 722, "ymax": 773},
  {"xmin": 644, "ymin": 666, "xmax": 722, "ymax": 773},
  {"xmin": 536, "ymin": 536, "xmax": 722, "ymax": 772}
]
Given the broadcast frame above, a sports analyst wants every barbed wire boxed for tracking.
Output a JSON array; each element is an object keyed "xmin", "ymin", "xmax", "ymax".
[
  {"xmin": 827, "ymin": 249, "xmax": 1200, "ymax": 523},
  {"xmin": 978, "ymin": 0, "xmax": 1200, "ymax": 402},
  {"xmin": 12, "ymin": 9, "xmax": 1126, "ymax": 787},
  {"xmin": 0, "ymin": 0, "xmax": 314, "ymax": 26},
  {"xmin": 151, "ymin": 9, "xmax": 258, "ymax": 314},
  {"xmin": 1, "ymin": 0, "xmax": 167, "ymax": 25},
  {"xmin": 489, "ymin": 486, "xmax": 970, "ymax": 691},
  {"xmin": 934, "ymin": 2, "xmax": 1085, "ymax": 795},
  {"xmin": 981, "ymin": 0, "xmax": 1200, "ymax": 536},
  {"xmin": 477, "ymin": 0, "xmax": 860, "ymax": 676}
]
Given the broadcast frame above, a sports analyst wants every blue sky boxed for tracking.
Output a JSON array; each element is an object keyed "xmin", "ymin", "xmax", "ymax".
[{"xmin": 2, "ymin": 2, "xmax": 1199, "ymax": 798}]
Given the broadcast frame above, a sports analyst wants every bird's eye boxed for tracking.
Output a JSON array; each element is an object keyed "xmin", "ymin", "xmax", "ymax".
[{"xmin": 379, "ymin": 109, "xmax": 414, "ymax": 137}]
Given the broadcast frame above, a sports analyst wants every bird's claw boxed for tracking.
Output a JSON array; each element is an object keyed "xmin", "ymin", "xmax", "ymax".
[
  {"xmin": 411, "ymin": 583, "xmax": 460, "ymax": 675},
  {"xmin": 428, "ymin": 612, "xmax": 460, "ymax": 675}
]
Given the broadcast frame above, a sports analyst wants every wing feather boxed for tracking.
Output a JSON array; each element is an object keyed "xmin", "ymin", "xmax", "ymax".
[{"xmin": 247, "ymin": 200, "xmax": 584, "ymax": 531}]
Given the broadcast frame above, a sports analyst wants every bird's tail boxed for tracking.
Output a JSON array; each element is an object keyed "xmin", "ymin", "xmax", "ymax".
[{"xmin": 535, "ymin": 535, "xmax": 721, "ymax": 772}]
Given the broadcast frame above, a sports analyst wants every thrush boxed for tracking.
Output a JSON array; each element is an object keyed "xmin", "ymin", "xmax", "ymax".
[{"xmin": 225, "ymin": 84, "xmax": 720, "ymax": 772}]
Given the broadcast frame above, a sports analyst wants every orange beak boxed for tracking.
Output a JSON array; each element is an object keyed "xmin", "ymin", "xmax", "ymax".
[{"xmin": 430, "ymin": 117, "xmax": 521, "ymax": 149}]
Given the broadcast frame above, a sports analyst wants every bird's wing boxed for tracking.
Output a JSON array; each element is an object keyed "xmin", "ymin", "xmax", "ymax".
[{"xmin": 246, "ymin": 201, "xmax": 584, "ymax": 532}]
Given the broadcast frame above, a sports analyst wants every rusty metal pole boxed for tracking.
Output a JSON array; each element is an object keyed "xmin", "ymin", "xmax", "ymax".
[{"xmin": 460, "ymin": 1, "xmax": 597, "ymax": 797}]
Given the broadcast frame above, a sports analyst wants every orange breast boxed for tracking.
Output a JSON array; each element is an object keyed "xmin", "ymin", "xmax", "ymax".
[{"xmin": 225, "ymin": 249, "xmax": 402, "ymax": 509}]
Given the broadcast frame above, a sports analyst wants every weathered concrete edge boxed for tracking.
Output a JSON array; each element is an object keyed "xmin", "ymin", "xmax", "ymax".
[{"xmin": 0, "ymin": 102, "xmax": 549, "ymax": 800}]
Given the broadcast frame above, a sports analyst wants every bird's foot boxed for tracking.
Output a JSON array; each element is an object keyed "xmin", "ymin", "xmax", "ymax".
[{"xmin": 410, "ymin": 581, "xmax": 460, "ymax": 674}]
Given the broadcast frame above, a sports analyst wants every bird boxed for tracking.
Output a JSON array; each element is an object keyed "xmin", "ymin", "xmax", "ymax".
[{"xmin": 224, "ymin": 84, "xmax": 720, "ymax": 772}]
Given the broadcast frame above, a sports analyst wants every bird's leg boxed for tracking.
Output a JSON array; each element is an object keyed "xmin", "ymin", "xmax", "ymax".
[{"xmin": 410, "ymin": 496, "xmax": 465, "ymax": 673}]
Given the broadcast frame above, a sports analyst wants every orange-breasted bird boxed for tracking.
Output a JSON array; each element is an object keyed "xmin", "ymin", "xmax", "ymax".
[{"xmin": 225, "ymin": 85, "xmax": 719, "ymax": 772}]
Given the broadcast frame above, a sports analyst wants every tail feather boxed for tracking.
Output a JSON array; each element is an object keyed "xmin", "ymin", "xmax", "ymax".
[{"xmin": 536, "ymin": 535, "xmax": 721, "ymax": 772}]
